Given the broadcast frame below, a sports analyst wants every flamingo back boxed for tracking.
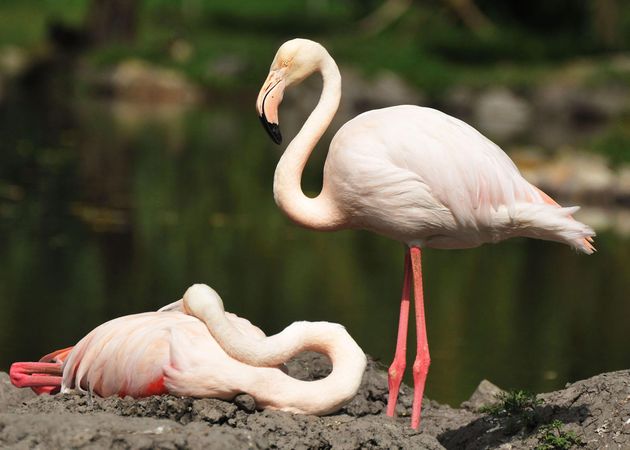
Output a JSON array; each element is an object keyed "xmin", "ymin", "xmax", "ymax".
[
  {"xmin": 62, "ymin": 311, "xmax": 266, "ymax": 398},
  {"xmin": 325, "ymin": 105, "xmax": 594, "ymax": 251}
]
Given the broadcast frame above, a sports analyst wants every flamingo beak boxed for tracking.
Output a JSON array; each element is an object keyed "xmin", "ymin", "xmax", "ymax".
[{"xmin": 256, "ymin": 70, "xmax": 285, "ymax": 145}]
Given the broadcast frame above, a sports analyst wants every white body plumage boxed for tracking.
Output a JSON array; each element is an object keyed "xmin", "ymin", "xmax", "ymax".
[
  {"xmin": 324, "ymin": 105, "xmax": 594, "ymax": 251},
  {"xmin": 60, "ymin": 285, "xmax": 367, "ymax": 416}
]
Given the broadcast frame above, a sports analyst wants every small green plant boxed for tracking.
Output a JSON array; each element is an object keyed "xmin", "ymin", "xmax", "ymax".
[
  {"xmin": 479, "ymin": 390, "xmax": 543, "ymax": 432},
  {"xmin": 480, "ymin": 390, "xmax": 543, "ymax": 416},
  {"xmin": 535, "ymin": 420, "xmax": 584, "ymax": 450}
]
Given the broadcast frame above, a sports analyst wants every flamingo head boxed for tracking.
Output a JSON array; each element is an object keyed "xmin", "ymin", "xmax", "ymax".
[
  {"xmin": 256, "ymin": 39, "xmax": 326, "ymax": 145},
  {"xmin": 182, "ymin": 284, "xmax": 225, "ymax": 321}
]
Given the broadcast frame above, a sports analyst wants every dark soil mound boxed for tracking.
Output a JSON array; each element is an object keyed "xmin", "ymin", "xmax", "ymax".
[{"xmin": 1, "ymin": 353, "xmax": 628, "ymax": 449}]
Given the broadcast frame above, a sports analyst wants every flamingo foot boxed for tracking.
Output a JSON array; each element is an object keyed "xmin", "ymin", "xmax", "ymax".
[
  {"xmin": 10, "ymin": 361, "xmax": 63, "ymax": 395},
  {"xmin": 387, "ymin": 353, "xmax": 407, "ymax": 416},
  {"xmin": 411, "ymin": 353, "xmax": 431, "ymax": 429}
]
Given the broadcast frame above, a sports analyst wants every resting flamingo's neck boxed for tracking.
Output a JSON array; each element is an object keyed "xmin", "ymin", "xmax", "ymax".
[
  {"xmin": 187, "ymin": 285, "xmax": 366, "ymax": 415},
  {"xmin": 215, "ymin": 319, "xmax": 366, "ymax": 414},
  {"xmin": 273, "ymin": 51, "xmax": 346, "ymax": 231}
]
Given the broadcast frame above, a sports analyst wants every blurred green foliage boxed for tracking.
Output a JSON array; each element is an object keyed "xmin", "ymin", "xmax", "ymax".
[{"xmin": 1, "ymin": 0, "xmax": 630, "ymax": 93}]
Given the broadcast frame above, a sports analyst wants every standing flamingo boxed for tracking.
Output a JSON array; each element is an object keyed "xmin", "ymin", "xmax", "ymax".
[
  {"xmin": 10, "ymin": 284, "xmax": 367, "ymax": 415},
  {"xmin": 256, "ymin": 38, "xmax": 595, "ymax": 429}
]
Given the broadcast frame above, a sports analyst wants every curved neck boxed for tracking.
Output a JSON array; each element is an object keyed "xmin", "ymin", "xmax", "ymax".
[
  {"xmin": 202, "ymin": 311, "xmax": 366, "ymax": 415},
  {"xmin": 273, "ymin": 52, "xmax": 346, "ymax": 230}
]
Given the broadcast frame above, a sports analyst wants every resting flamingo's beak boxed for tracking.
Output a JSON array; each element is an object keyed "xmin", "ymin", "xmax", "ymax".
[{"xmin": 256, "ymin": 70, "xmax": 285, "ymax": 145}]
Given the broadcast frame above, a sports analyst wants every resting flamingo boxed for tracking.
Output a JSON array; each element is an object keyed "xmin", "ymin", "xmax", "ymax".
[
  {"xmin": 10, "ymin": 284, "xmax": 367, "ymax": 415},
  {"xmin": 255, "ymin": 38, "xmax": 595, "ymax": 429}
]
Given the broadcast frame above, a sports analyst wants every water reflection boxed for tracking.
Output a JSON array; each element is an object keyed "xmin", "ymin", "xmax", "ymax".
[{"xmin": 0, "ymin": 90, "xmax": 628, "ymax": 406}]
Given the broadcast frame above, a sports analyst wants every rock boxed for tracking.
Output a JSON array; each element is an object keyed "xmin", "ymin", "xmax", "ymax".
[
  {"xmin": 233, "ymin": 394, "xmax": 256, "ymax": 413},
  {"xmin": 461, "ymin": 379, "xmax": 504, "ymax": 411},
  {"xmin": 570, "ymin": 86, "xmax": 630, "ymax": 123},
  {"xmin": 518, "ymin": 149, "xmax": 616, "ymax": 200},
  {"xmin": 474, "ymin": 87, "xmax": 532, "ymax": 140},
  {"xmin": 534, "ymin": 81, "xmax": 630, "ymax": 124},
  {"xmin": 559, "ymin": 151, "xmax": 614, "ymax": 193},
  {"xmin": 192, "ymin": 398, "xmax": 237, "ymax": 424}
]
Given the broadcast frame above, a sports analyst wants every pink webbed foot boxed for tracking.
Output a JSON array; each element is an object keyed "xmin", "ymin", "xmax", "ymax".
[
  {"xmin": 387, "ymin": 356, "xmax": 407, "ymax": 416},
  {"xmin": 410, "ymin": 353, "xmax": 431, "ymax": 429}
]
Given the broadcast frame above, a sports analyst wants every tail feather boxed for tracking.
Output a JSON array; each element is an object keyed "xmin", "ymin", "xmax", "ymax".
[
  {"xmin": 530, "ymin": 187, "xmax": 595, "ymax": 254},
  {"xmin": 511, "ymin": 203, "xmax": 596, "ymax": 254}
]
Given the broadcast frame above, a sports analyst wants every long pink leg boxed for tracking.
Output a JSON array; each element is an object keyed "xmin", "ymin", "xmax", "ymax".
[
  {"xmin": 386, "ymin": 249, "xmax": 412, "ymax": 417},
  {"xmin": 10, "ymin": 362, "xmax": 63, "ymax": 394},
  {"xmin": 410, "ymin": 246, "xmax": 431, "ymax": 429}
]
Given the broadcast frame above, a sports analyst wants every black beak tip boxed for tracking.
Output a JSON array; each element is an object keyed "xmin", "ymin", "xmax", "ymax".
[{"xmin": 259, "ymin": 114, "xmax": 282, "ymax": 145}]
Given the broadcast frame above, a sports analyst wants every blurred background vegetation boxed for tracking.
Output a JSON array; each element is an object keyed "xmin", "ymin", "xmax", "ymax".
[{"xmin": 0, "ymin": 0, "xmax": 629, "ymax": 405}]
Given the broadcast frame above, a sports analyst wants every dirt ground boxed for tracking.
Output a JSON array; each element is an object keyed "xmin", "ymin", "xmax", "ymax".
[{"xmin": 1, "ymin": 353, "xmax": 629, "ymax": 449}]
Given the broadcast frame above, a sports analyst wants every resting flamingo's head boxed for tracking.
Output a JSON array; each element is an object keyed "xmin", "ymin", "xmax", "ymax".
[
  {"xmin": 256, "ymin": 38, "xmax": 327, "ymax": 145},
  {"xmin": 182, "ymin": 284, "xmax": 225, "ymax": 321}
]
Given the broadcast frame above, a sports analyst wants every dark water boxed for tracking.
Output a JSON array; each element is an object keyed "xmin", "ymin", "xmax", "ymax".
[{"xmin": 0, "ymin": 86, "xmax": 628, "ymax": 406}]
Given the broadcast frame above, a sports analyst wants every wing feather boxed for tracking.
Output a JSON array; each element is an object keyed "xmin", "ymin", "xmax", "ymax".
[{"xmin": 334, "ymin": 106, "xmax": 543, "ymax": 228}]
